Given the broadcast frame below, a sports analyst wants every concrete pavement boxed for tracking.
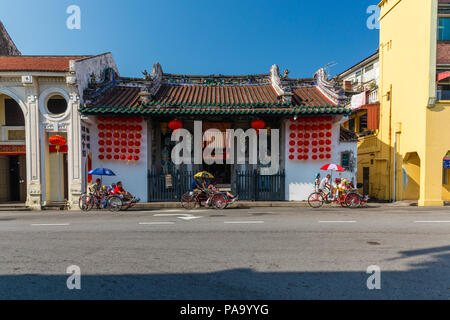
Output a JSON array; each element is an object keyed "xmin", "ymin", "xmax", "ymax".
[{"xmin": 0, "ymin": 205, "xmax": 449, "ymax": 299}]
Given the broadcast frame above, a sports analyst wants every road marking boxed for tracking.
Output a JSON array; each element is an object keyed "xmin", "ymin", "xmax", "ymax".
[
  {"xmin": 414, "ymin": 221, "xmax": 450, "ymax": 223},
  {"xmin": 154, "ymin": 213, "xmax": 203, "ymax": 220},
  {"xmin": 31, "ymin": 223, "xmax": 70, "ymax": 226},
  {"xmin": 318, "ymin": 221, "xmax": 357, "ymax": 223},
  {"xmin": 139, "ymin": 222, "xmax": 175, "ymax": 225},
  {"xmin": 224, "ymin": 221, "xmax": 264, "ymax": 224}
]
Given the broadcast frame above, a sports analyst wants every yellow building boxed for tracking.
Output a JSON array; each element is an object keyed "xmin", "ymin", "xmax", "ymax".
[{"xmin": 376, "ymin": 0, "xmax": 450, "ymax": 206}]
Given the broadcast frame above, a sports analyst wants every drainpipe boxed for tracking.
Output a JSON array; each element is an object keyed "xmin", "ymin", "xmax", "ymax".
[
  {"xmin": 388, "ymin": 84, "xmax": 393, "ymax": 202},
  {"xmin": 393, "ymin": 131, "xmax": 397, "ymax": 202}
]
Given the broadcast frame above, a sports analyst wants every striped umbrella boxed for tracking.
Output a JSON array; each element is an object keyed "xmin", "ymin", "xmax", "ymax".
[{"xmin": 320, "ymin": 164, "xmax": 345, "ymax": 172}]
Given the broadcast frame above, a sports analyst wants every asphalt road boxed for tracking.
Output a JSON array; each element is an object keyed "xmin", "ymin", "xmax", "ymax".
[{"xmin": 0, "ymin": 205, "xmax": 449, "ymax": 299}]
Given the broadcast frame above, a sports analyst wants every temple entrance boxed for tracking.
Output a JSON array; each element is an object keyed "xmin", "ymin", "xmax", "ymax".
[
  {"xmin": 0, "ymin": 94, "xmax": 26, "ymax": 203},
  {"xmin": 202, "ymin": 122, "xmax": 232, "ymax": 187}
]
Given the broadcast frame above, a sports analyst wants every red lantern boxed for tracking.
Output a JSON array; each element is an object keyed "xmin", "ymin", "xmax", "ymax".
[
  {"xmin": 135, "ymin": 118, "xmax": 142, "ymax": 123},
  {"xmin": 251, "ymin": 120, "xmax": 266, "ymax": 131},
  {"xmin": 326, "ymin": 147, "xmax": 331, "ymax": 152},
  {"xmin": 298, "ymin": 125, "xmax": 304, "ymax": 131},
  {"xmin": 99, "ymin": 148, "xmax": 105, "ymax": 153},
  {"xmin": 290, "ymin": 133, "xmax": 296, "ymax": 139},
  {"xmin": 312, "ymin": 133, "xmax": 318, "ymax": 139},
  {"xmin": 289, "ymin": 140, "xmax": 295, "ymax": 146},
  {"xmin": 135, "ymin": 125, "xmax": 143, "ymax": 132},
  {"xmin": 326, "ymin": 132, "xmax": 332, "ymax": 138},
  {"xmin": 319, "ymin": 154, "xmax": 325, "ymax": 160},
  {"xmin": 128, "ymin": 141, "xmax": 135, "ymax": 147},
  {"xmin": 121, "ymin": 141, "xmax": 127, "ymax": 146},
  {"xmin": 326, "ymin": 139, "xmax": 332, "ymax": 145},
  {"xmin": 106, "ymin": 124, "xmax": 112, "ymax": 130},
  {"xmin": 106, "ymin": 154, "xmax": 112, "ymax": 160},
  {"xmin": 114, "ymin": 148, "xmax": 120, "ymax": 153},
  {"xmin": 312, "ymin": 141, "xmax": 318, "ymax": 146},
  {"xmin": 304, "ymin": 155, "xmax": 309, "ymax": 160},
  {"xmin": 304, "ymin": 133, "xmax": 310, "ymax": 139},
  {"xmin": 303, "ymin": 141, "xmax": 310, "ymax": 146},
  {"xmin": 325, "ymin": 124, "xmax": 332, "ymax": 130},
  {"xmin": 289, "ymin": 155, "xmax": 295, "ymax": 160},
  {"xmin": 127, "ymin": 155, "xmax": 133, "ymax": 161},
  {"xmin": 129, "ymin": 133, "xmax": 135, "ymax": 139},
  {"xmin": 106, "ymin": 140, "xmax": 112, "ymax": 146},
  {"xmin": 113, "ymin": 132, "xmax": 120, "ymax": 138},
  {"xmin": 135, "ymin": 149, "xmax": 140, "ymax": 154},
  {"xmin": 49, "ymin": 135, "xmax": 67, "ymax": 155},
  {"xmin": 120, "ymin": 155, "xmax": 126, "ymax": 160},
  {"xmin": 319, "ymin": 132, "xmax": 325, "ymax": 138},
  {"xmin": 312, "ymin": 125, "xmax": 318, "ymax": 131},
  {"xmin": 114, "ymin": 155, "xmax": 120, "ymax": 160},
  {"xmin": 98, "ymin": 140, "xmax": 105, "ymax": 146},
  {"xmin": 121, "ymin": 148, "xmax": 127, "ymax": 153},
  {"xmin": 114, "ymin": 140, "xmax": 120, "ymax": 146},
  {"xmin": 99, "ymin": 132, "xmax": 105, "ymax": 138},
  {"xmin": 297, "ymin": 155, "xmax": 303, "ymax": 160},
  {"xmin": 121, "ymin": 125, "xmax": 127, "ymax": 131},
  {"xmin": 289, "ymin": 124, "xmax": 297, "ymax": 131},
  {"xmin": 98, "ymin": 124, "xmax": 105, "ymax": 130},
  {"xmin": 304, "ymin": 148, "xmax": 309, "ymax": 153},
  {"xmin": 297, "ymin": 141, "xmax": 303, "ymax": 146},
  {"xmin": 289, "ymin": 148, "xmax": 295, "ymax": 153},
  {"xmin": 135, "ymin": 133, "xmax": 142, "ymax": 139},
  {"xmin": 106, "ymin": 132, "xmax": 112, "ymax": 138},
  {"xmin": 113, "ymin": 124, "xmax": 120, "ymax": 131},
  {"xmin": 312, "ymin": 148, "xmax": 318, "ymax": 153},
  {"xmin": 106, "ymin": 147, "xmax": 112, "ymax": 153},
  {"xmin": 319, "ymin": 140, "xmax": 325, "ymax": 145},
  {"xmin": 134, "ymin": 156, "xmax": 140, "ymax": 161},
  {"xmin": 326, "ymin": 154, "xmax": 332, "ymax": 159},
  {"xmin": 168, "ymin": 120, "xmax": 183, "ymax": 131},
  {"xmin": 319, "ymin": 124, "xmax": 325, "ymax": 130},
  {"xmin": 128, "ymin": 148, "xmax": 134, "ymax": 154},
  {"xmin": 319, "ymin": 147, "xmax": 325, "ymax": 153},
  {"xmin": 312, "ymin": 155, "xmax": 318, "ymax": 160},
  {"xmin": 98, "ymin": 155, "xmax": 105, "ymax": 160},
  {"xmin": 298, "ymin": 133, "xmax": 303, "ymax": 139}
]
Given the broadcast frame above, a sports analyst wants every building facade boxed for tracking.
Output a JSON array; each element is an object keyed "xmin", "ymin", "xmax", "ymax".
[
  {"xmin": 337, "ymin": 52, "xmax": 382, "ymax": 198},
  {"xmin": 0, "ymin": 53, "xmax": 118, "ymax": 209},
  {"xmin": 80, "ymin": 63, "xmax": 357, "ymax": 202},
  {"xmin": 376, "ymin": 0, "xmax": 450, "ymax": 205}
]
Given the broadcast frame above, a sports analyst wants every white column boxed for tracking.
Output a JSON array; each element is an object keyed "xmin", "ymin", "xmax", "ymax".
[
  {"xmin": 25, "ymin": 92, "xmax": 42, "ymax": 210},
  {"xmin": 67, "ymin": 92, "xmax": 83, "ymax": 209}
]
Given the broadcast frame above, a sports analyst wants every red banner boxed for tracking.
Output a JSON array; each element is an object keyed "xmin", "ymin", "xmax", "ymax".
[
  {"xmin": 0, "ymin": 145, "xmax": 25, "ymax": 155},
  {"xmin": 49, "ymin": 145, "xmax": 68, "ymax": 153}
]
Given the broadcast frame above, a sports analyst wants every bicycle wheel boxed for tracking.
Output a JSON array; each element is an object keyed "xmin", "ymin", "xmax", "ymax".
[
  {"xmin": 108, "ymin": 196, "xmax": 123, "ymax": 212},
  {"xmin": 308, "ymin": 192, "xmax": 324, "ymax": 208},
  {"xmin": 79, "ymin": 193, "xmax": 93, "ymax": 211},
  {"xmin": 181, "ymin": 192, "xmax": 196, "ymax": 210},
  {"xmin": 212, "ymin": 194, "xmax": 227, "ymax": 210},
  {"xmin": 345, "ymin": 192, "xmax": 361, "ymax": 208}
]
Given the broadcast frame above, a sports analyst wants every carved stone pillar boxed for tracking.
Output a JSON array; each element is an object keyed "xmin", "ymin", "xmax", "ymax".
[
  {"xmin": 67, "ymin": 91, "xmax": 83, "ymax": 210},
  {"xmin": 25, "ymin": 92, "xmax": 42, "ymax": 210}
]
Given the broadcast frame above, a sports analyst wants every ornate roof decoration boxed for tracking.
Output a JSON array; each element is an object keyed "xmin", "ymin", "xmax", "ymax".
[{"xmin": 80, "ymin": 63, "xmax": 348, "ymax": 117}]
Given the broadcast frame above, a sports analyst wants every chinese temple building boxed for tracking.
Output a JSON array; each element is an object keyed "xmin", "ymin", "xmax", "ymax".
[{"xmin": 80, "ymin": 63, "xmax": 357, "ymax": 202}]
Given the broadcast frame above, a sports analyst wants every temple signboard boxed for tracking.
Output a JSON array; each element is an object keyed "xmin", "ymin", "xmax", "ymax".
[{"xmin": 0, "ymin": 144, "xmax": 25, "ymax": 155}]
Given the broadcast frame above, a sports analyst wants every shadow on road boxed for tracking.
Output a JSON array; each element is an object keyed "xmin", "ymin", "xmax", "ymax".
[{"xmin": 1, "ymin": 245, "xmax": 449, "ymax": 300}]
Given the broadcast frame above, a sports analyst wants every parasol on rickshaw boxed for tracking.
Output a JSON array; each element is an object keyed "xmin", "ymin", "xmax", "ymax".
[{"xmin": 194, "ymin": 171, "xmax": 214, "ymax": 179}]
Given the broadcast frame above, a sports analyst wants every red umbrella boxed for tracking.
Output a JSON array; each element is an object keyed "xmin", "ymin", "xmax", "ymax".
[{"xmin": 320, "ymin": 164, "xmax": 345, "ymax": 172}]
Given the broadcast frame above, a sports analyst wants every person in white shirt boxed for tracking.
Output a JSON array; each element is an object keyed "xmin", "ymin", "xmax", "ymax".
[{"xmin": 318, "ymin": 174, "xmax": 332, "ymax": 196}]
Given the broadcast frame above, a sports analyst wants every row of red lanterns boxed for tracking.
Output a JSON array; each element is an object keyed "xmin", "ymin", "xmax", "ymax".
[
  {"xmin": 290, "ymin": 116, "xmax": 333, "ymax": 123},
  {"xmin": 289, "ymin": 154, "xmax": 332, "ymax": 161},
  {"xmin": 97, "ymin": 117, "xmax": 143, "ymax": 163}
]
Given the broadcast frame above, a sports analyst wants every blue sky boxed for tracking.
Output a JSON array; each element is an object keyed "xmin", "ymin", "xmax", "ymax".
[{"xmin": 1, "ymin": 0, "xmax": 379, "ymax": 78}]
